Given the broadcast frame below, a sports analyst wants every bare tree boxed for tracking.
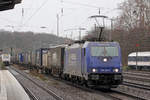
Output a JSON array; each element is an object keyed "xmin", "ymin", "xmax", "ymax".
[{"xmin": 116, "ymin": 0, "xmax": 150, "ymax": 31}]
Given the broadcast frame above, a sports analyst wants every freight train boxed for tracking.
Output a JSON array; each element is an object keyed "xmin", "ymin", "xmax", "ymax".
[{"xmin": 13, "ymin": 41, "xmax": 123, "ymax": 89}]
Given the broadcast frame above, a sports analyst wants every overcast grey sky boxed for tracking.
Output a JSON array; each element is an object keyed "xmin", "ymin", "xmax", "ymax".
[{"xmin": 0, "ymin": 0, "xmax": 124, "ymax": 39}]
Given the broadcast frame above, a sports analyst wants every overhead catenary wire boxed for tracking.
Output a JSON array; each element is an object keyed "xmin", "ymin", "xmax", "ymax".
[
  {"xmin": 23, "ymin": 0, "xmax": 49, "ymax": 26},
  {"xmin": 23, "ymin": 0, "xmax": 113, "ymax": 32},
  {"xmin": 60, "ymin": 0, "xmax": 103, "ymax": 9},
  {"xmin": 59, "ymin": 0, "xmax": 112, "ymax": 31},
  {"xmin": 2, "ymin": 0, "xmax": 119, "ymax": 34},
  {"xmin": 59, "ymin": 0, "xmax": 121, "ymax": 18}
]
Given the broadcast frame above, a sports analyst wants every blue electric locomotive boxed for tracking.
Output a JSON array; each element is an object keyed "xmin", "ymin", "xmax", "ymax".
[{"xmin": 63, "ymin": 41, "xmax": 122, "ymax": 88}]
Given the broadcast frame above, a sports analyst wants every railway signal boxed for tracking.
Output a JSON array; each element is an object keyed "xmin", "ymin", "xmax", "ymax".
[{"xmin": 136, "ymin": 44, "xmax": 140, "ymax": 47}]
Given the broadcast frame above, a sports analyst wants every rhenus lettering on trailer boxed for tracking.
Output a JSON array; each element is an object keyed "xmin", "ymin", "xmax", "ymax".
[{"xmin": 68, "ymin": 53, "xmax": 77, "ymax": 65}]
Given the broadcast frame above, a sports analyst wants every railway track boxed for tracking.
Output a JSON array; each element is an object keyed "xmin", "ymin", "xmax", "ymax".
[
  {"xmin": 111, "ymin": 90, "xmax": 146, "ymax": 100},
  {"xmin": 125, "ymin": 70, "xmax": 150, "ymax": 74},
  {"xmin": 8, "ymin": 66, "xmax": 63, "ymax": 100},
  {"xmin": 123, "ymin": 81, "xmax": 150, "ymax": 91},
  {"xmin": 123, "ymin": 71, "xmax": 150, "ymax": 85},
  {"xmin": 11, "ymin": 65, "xmax": 123, "ymax": 100},
  {"xmin": 122, "ymin": 71, "xmax": 150, "ymax": 99},
  {"xmin": 124, "ymin": 71, "xmax": 150, "ymax": 87},
  {"xmin": 124, "ymin": 71, "xmax": 150, "ymax": 78},
  {"xmin": 51, "ymin": 76, "xmax": 145, "ymax": 100},
  {"xmin": 21, "ymin": 84, "xmax": 39, "ymax": 100},
  {"xmin": 9, "ymin": 65, "xmax": 146, "ymax": 100},
  {"xmin": 118, "ymin": 81, "xmax": 150, "ymax": 100},
  {"xmin": 53, "ymin": 78, "xmax": 122, "ymax": 100}
]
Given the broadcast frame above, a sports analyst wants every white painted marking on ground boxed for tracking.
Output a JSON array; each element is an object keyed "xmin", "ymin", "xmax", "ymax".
[
  {"xmin": 0, "ymin": 71, "xmax": 7, "ymax": 100},
  {"xmin": 0, "ymin": 70, "xmax": 30, "ymax": 100},
  {"xmin": 5, "ymin": 70, "xmax": 30, "ymax": 100}
]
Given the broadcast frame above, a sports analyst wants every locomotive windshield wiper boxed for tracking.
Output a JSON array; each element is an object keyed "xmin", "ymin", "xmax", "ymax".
[{"xmin": 104, "ymin": 47, "xmax": 107, "ymax": 56}]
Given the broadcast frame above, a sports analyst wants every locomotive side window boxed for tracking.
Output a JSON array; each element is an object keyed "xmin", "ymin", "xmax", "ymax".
[{"xmin": 91, "ymin": 46, "xmax": 118, "ymax": 57}]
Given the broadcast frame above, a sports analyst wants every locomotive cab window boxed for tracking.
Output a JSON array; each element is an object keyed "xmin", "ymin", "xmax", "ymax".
[{"xmin": 91, "ymin": 46, "xmax": 119, "ymax": 57}]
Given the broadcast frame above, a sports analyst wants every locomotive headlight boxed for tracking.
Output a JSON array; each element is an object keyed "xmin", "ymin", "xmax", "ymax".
[
  {"xmin": 92, "ymin": 68, "xmax": 98, "ymax": 73},
  {"xmin": 113, "ymin": 68, "xmax": 119, "ymax": 73},
  {"xmin": 103, "ymin": 58, "xmax": 108, "ymax": 62}
]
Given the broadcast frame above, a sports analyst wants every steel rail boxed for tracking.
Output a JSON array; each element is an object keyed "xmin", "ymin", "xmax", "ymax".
[
  {"xmin": 9, "ymin": 66, "xmax": 63, "ymax": 100},
  {"xmin": 111, "ymin": 89, "xmax": 146, "ymax": 100},
  {"xmin": 22, "ymin": 84, "xmax": 39, "ymax": 100},
  {"xmin": 123, "ymin": 81, "xmax": 150, "ymax": 91},
  {"xmin": 52, "ymin": 76, "xmax": 146, "ymax": 100},
  {"xmin": 10, "ymin": 65, "xmax": 145, "ymax": 100}
]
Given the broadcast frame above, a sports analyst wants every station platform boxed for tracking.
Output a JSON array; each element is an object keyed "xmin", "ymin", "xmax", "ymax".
[{"xmin": 0, "ymin": 70, "xmax": 30, "ymax": 100}]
